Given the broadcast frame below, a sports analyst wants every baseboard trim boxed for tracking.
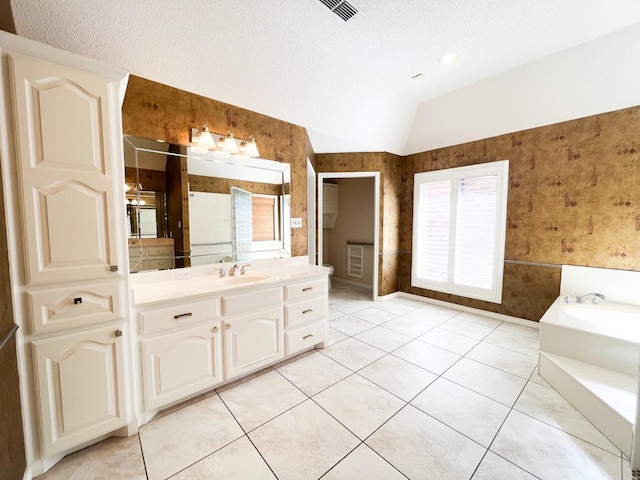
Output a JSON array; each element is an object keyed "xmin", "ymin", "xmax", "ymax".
[{"xmin": 378, "ymin": 291, "xmax": 539, "ymax": 329}]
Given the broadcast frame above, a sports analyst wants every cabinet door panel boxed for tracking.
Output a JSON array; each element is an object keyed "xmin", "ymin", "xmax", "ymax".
[
  {"xmin": 141, "ymin": 323, "xmax": 223, "ymax": 411},
  {"xmin": 9, "ymin": 53, "xmax": 121, "ymax": 284},
  {"xmin": 224, "ymin": 308, "xmax": 283, "ymax": 379},
  {"xmin": 32, "ymin": 325, "xmax": 126, "ymax": 456}
]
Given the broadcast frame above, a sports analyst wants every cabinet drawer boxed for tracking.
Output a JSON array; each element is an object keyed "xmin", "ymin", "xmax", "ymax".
[
  {"xmin": 130, "ymin": 260, "xmax": 148, "ymax": 273},
  {"xmin": 147, "ymin": 258, "xmax": 173, "ymax": 270},
  {"xmin": 284, "ymin": 278, "xmax": 326, "ymax": 302},
  {"xmin": 147, "ymin": 246, "xmax": 173, "ymax": 257},
  {"xmin": 129, "ymin": 248, "xmax": 143, "ymax": 261},
  {"xmin": 222, "ymin": 287, "xmax": 282, "ymax": 316},
  {"xmin": 285, "ymin": 296, "xmax": 326, "ymax": 329},
  {"xmin": 285, "ymin": 321, "xmax": 326, "ymax": 356},
  {"xmin": 27, "ymin": 281, "xmax": 123, "ymax": 335},
  {"xmin": 139, "ymin": 299, "xmax": 220, "ymax": 335}
]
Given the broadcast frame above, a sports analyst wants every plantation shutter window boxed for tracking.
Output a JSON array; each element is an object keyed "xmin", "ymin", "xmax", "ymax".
[{"xmin": 411, "ymin": 160, "xmax": 509, "ymax": 303}]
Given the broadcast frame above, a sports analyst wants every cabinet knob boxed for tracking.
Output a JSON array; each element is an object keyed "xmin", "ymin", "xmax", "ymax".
[
  {"xmin": 110, "ymin": 265, "xmax": 119, "ymax": 272},
  {"xmin": 225, "ymin": 324, "xmax": 231, "ymax": 330},
  {"xmin": 115, "ymin": 330, "xmax": 123, "ymax": 337},
  {"xmin": 213, "ymin": 326, "xmax": 219, "ymax": 332}
]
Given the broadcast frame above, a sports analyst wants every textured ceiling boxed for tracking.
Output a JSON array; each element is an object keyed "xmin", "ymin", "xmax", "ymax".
[{"xmin": 10, "ymin": 0, "xmax": 640, "ymax": 155}]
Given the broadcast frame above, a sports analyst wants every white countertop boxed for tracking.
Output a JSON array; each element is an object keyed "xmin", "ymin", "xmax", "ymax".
[{"xmin": 131, "ymin": 261, "xmax": 329, "ymax": 306}]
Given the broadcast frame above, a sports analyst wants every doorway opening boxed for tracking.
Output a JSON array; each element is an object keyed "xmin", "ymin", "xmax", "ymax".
[{"xmin": 318, "ymin": 172, "xmax": 380, "ymax": 301}]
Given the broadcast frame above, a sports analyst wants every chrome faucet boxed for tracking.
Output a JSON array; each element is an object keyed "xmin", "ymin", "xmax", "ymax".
[
  {"xmin": 240, "ymin": 264, "xmax": 251, "ymax": 275},
  {"xmin": 213, "ymin": 267, "xmax": 225, "ymax": 278},
  {"xmin": 228, "ymin": 264, "xmax": 239, "ymax": 276},
  {"xmin": 576, "ymin": 292, "xmax": 606, "ymax": 304}
]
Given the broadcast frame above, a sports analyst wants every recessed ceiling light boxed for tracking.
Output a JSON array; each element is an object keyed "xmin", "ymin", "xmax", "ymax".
[
  {"xmin": 411, "ymin": 73, "xmax": 424, "ymax": 80},
  {"xmin": 438, "ymin": 52, "xmax": 459, "ymax": 66}
]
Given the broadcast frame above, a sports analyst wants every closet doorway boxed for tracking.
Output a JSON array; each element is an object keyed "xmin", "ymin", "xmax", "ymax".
[{"xmin": 317, "ymin": 172, "xmax": 380, "ymax": 300}]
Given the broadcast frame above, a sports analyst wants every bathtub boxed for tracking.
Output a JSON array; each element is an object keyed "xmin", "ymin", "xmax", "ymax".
[
  {"xmin": 550, "ymin": 298, "xmax": 640, "ymax": 344},
  {"xmin": 539, "ymin": 295, "xmax": 640, "ymax": 458}
]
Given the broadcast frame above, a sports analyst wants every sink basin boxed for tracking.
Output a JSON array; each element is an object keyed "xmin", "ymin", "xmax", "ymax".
[{"xmin": 217, "ymin": 274, "xmax": 270, "ymax": 284}]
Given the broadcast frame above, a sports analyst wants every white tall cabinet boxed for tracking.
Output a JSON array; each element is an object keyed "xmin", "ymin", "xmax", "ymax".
[{"xmin": 0, "ymin": 32, "xmax": 131, "ymax": 475}]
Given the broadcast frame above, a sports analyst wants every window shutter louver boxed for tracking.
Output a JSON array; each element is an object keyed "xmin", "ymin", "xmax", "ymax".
[{"xmin": 453, "ymin": 175, "xmax": 498, "ymax": 289}]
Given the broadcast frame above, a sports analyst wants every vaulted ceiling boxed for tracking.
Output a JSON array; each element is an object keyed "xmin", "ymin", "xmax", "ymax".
[{"xmin": 9, "ymin": 0, "xmax": 640, "ymax": 155}]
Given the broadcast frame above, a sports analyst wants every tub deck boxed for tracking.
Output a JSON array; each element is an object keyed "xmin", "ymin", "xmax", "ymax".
[{"xmin": 539, "ymin": 296, "xmax": 640, "ymax": 458}]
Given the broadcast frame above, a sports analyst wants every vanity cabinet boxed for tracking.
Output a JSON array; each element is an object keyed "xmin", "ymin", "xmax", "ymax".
[
  {"xmin": 0, "ymin": 33, "xmax": 130, "ymax": 467},
  {"xmin": 31, "ymin": 324, "xmax": 127, "ymax": 456},
  {"xmin": 133, "ymin": 270, "xmax": 327, "ymax": 413},
  {"xmin": 129, "ymin": 238, "xmax": 175, "ymax": 273}
]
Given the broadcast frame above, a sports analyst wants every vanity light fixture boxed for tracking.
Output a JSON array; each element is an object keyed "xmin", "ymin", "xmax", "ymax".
[
  {"xmin": 221, "ymin": 130, "xmax": 239, "ymax": 154},
  {"xmin": 190, "ymin": 124, "xmax": 215, "ymax": 152},
  {"xmin": 189, "ymin": 126, "xmax": 259, "ymax": 157},
  {"xmin": 241, "ymin": 135, "xmax": 260, "ymax": 158}
]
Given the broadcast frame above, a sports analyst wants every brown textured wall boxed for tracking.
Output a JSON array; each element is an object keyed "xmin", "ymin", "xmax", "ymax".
[
  {"xmin": 401, "ymin": 106, "xmax": 640, "ymax": 320},
  {"xmin": 0, "ymin": 162, "xmax": 25, "ymax": 477},
  {"xmin": 122, "ymin": 75, "xmax": 308, "ymax": 257},
  {"xmin": 0, "ymin": 336, "xmax": 26, "ymax": 480},
  {"xmin": 316, "ymin": 152, "xmax": 403, "ymax": 296},
  {"xmin": 125, "ymin": 166, "xmax": 166, "ymax": 192},
  {"xmin": 188, "ymin": 175, "xmax": 281, "ymax": 196}
]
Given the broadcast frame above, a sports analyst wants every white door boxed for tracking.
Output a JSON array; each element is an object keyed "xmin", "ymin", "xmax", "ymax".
[
  {"xmin": 141, "ymin": 322, "xmax": 223, "ymax": 410},
  {"xmin": 224, "ymin": 308, "xmax": 283, "ymax": 379},
  {"xmin": 9, "ymin": 53, "xmax": 122, "ymax": 285},
  {"xmin": 31, "ymin": 324, "xmax": 127, "ymax": 456}
]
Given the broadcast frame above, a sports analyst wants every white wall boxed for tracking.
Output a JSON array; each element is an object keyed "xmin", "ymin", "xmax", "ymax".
[{"xmin": 404, "ymin": 23, "xmax": 640, "ymax": 154}]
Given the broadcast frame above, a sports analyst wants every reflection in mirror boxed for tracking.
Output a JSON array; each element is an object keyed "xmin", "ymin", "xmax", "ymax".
[{"xmin": 123, "ymin": 135, "xmax": 291, "ymax": 273}]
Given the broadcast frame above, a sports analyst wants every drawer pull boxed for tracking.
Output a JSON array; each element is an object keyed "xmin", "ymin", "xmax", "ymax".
[
  {"xmin": 173, "ymin": 312, "xmax": 193, "ymax": 319},
  {"xmin": 115, "ymin": 329, "xmax": 123, "ymax": 337},
  {"xmin": 73, "ymin": 297, "xmax": 82, "ymax": 305},
  {"xmin": 213, "ymin": 326, "xmax": 219, "ymax": 332},
  {"xmin": 303, "ymin": 334, "xmax": 313, "ymax": 340},
  {"xmin": 110, "ymin": 265, "xmax": 118, "ymax": 272},
  {"xmin": 302, "ymin": 287, "xmax": 313, "ymax": 292},
  {"xmin": 303, "ymin": 309, "xmax": 313, "ymax": 314}
]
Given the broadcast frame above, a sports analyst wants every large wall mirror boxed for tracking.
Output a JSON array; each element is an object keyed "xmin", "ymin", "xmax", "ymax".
[{"xmin": 124, "ymin": 135, "xmax": 291, "ymax": 273}]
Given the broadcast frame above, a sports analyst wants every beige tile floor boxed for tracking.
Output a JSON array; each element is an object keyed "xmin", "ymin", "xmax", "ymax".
[{"xmin": 38, "ymin": 280, "xmax": 632, "ymax": 480}]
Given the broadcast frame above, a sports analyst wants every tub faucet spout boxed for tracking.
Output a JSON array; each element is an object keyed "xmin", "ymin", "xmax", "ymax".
[{"xmin": 576, "ymin": 292, "xmax": 606, "ymax": 304}]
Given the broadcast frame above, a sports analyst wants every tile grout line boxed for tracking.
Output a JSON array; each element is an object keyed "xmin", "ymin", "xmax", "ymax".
[
  {"xmin": 215, "ymin": 390, "xmax": 281, "ymax": 480},
  {"xmin": 471, "ymin": 366, "xmax": 550, "ymax": 480},
  {"xmin": 136, "ymin": 433, "xmax": 150, "ymax": 480}
]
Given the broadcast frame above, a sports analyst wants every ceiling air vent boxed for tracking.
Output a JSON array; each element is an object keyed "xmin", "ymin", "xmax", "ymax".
[{"xmin": 318, "ymin": 0, "xmax": 359, "ymax": 22}]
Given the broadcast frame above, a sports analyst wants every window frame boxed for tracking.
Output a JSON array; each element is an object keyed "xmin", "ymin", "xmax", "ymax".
[{"xmin": 411, "ymin": 160, "xmax": 509, "ymax": 304}]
